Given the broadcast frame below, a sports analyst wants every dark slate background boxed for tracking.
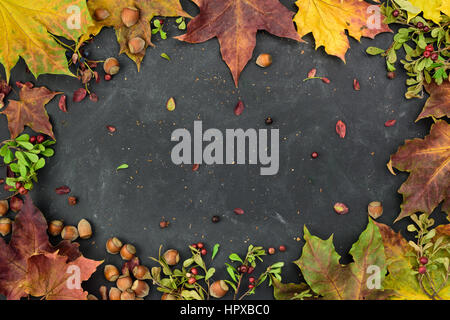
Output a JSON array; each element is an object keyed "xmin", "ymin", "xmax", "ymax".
[{"xmin": 0, "ymin": 0, "xmax": 446, "ymax": 300}]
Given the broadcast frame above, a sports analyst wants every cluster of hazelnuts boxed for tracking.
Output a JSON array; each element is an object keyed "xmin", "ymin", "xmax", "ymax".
[
  {"xmin": 0, "ymin": 197, "xmax": 23, "ymax": 237},
  {"xmin": 94, "ymin": 6, "xmax": 146, "ymax": 56},
  {"xmin": 48, "ymin": 218, "xmax": 92, "ymax": 241}
]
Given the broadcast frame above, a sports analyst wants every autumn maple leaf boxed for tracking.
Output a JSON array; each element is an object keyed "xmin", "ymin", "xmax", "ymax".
[
  {"xmin": 407, "ymin": 0, "xmax": 449, "ymax": 24},
  {"xmin": 387, "ymin": 120, "xmax": 449, "ymax": 222},
  {"xmin": 0, "ymin": 84, "xmax": 61, "ymax": 140},
  {"xmin": 176, "ymin": 0, "xmax": 302, "ymax": 87},
  {"xmin": 293, "ymin": 0, "xmax": 391, "ymax": 61},
  {"xmin": 0, "ymin": 0, "xmax": 93, "ymax": 82},
  {"xmin": 82, "ymin": 0, "xmax": 190, "ymax": 70},
  {"xmin": 416, "ymin": 80, "xmax": 450, "ymax": 121}
]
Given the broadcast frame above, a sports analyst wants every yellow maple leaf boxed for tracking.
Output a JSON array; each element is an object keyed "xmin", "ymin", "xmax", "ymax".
[
  {"xmin": 408, "ymin": 0, "xmax": 446, "ymax": 24},
  {"xmin": 0, "ymin": 0, "xmax": 93, "ymax": 82},
  {"xmin": 440, "ymin": 0, "xmax": 450, "ymax": 17},
  {"xmin": 293, "ymin": 0, "xmax": 391, "ymax": 61}
]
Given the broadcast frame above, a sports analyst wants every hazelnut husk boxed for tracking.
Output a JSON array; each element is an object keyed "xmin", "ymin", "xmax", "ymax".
[
  {"xmin": 48, "ymin": 220, "xmax": 64, "ymax": 236},
  {"xmin": 0, "ymin": 200, "xmax": 9, "ymax": 216},
  {"xmin": 133, "ymin": 265, "xmax": 151, "ymax": 280},
  {"xmin": 121, "ymin": 7, "xmax": 140, "ymax": 27},
  {"xmin": 104, "ymin": 264, "xmax": 120, "ymax": 282},
  {"xmin": 120, "ymin": 244, "xmax": 136, "ymax": 260},
  {"xmin": 116, "ymin": 275, "xmax": 133, "ymax": 291},
  {"xmin": 256, "ymin": 53, "xmax": 272, "ymax": 68},
  {"xmin": 109, "ymin": 287, "xmax": 121, "ymax": 300},
  {"xmin": 131, "ymin": 280, "xmax": 150, "ymax": 298},
  {"xmin": 368, "ymin": 201, "xmax": 383, "ymax": 219},
  {"xmin": 106, "ymin": 237, "xmax": 123, "ymax": 254},
  {"xmin": 163, "ymin": 249, "xmax": 180, "ymax": 266},
  {"xmin": 61, "ymin": 225, "xmax": 79, "ymax": 241},
  {"xmin": 94, "ymin": 8, "xmax": 110, "ymax": 21},
  {"xmin": 77, "ymin": 218, "xmax": 92, "ymax": 239},
  {"xmin": 210, "ymin": 280, "xmax": 229, "ymax": 298},
  {"xmin": 128, "ymin": 37, "xmax": 146, "ymax": 54},
  {"xmin": 120, "ymin": 289, "xmax": 136, "ymax": 300},
  {"xmin": 0, "ymin": 218, "xmax": 12, "ymax": 236},
  {"xmin": 103, "ymin": 57, "xmax": 120, "ymax": 75},
  {"xmin": 161, "ymin": 293, "xmax": 177, "ymax": 300}
]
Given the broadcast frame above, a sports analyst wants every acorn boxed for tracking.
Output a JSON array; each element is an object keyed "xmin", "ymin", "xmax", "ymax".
[
  {"xmin": 116, "ymin": 275, "xmax": 133, "ymax": 291},
  {"xmin": 106, "ymin": 237, "xmax": 123, "ymax": 254},
  {"xmin": 120, "ymin": 289, "xmax": 136, "ymax": 300},
  {"xmin": 120, "ymin": 244, "xmax": 136, "ymax": 260},
  {"xmin": 256, "ymin": 53, "xmax": 272, "ymax": 68},
  {"xmin": 0, "ymin": 218, "xmax": 12, "ymax": 236},
  {"xmin": 77, "ymin": 219, "xmax": 92, "ymax": 239},
  {"xmin": 133, "ymin": 265, "xmax": 151, "ymax": 280},
  {"xmin": 121, "ymin": 7, "xmax": 140, "ymax": 27},
  {"xmin": 163, "ymin": 249, "xmax": 180, "ymax": 266},
  {"xmin": 210, "ymin": 280, "xmax": 229, "ymax": 298},
  {"xmin": 103, "ymin": 57, "xmax": 120, "ymax": 75},
  {"xmin": 132, "ymin": 280, "xmax": 150, "ymax": 298},
  {"xmin": 128, "ymin": 37, "xmax": 146, "ymax": 54},
  {"xmin": 0, "ymin": 200, "xmax": 8, "ymax": 216},
  {"xmin": 48, "ymin": 220, "xmax": 64, "ymax": 236},
  {"xmin": 94, "ymin": 8, "xmax": 110, "ymax": 21},
  {"xmin": 61, "ymin": 226, "xmax": 79, "ymax": 241},
  {"xmin": 368, "ymin": 201, "xmax": 383, "ymax": 219},
  {"xmin": 104, "ymin": 264, "xmax": 120, "ymax": 282},
  {"xmin": 109, "ymin": 287, "xmax": 121, "ymax": 300},
  {"xmin": 161, "ymin": 293, "xmax": 177, "ymax": 300}
]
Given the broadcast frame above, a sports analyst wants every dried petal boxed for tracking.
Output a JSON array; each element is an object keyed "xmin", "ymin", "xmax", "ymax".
[
  {"xmin": 321, "ymin": 77, "xmax": 330, "ymax": 84},
  {"xmin": 166, "ymin": 97, "xmax": 176, "ymax": 111},
  {"xmin": 336, "ymin": 120, "xmax": 346, "ymax": 139},
  {"xmin": 333, "ymin": 203, "xmax": 349, "ymax": 215},
  {"xmin": 58, "ymin": 95, "xmax": 67, "ymax": 113},
  {"xmin": 385, "ymin": 120, "xmax": 396, "ymax": 127},
  {"xmin": 307, "ymin": 68, "xmax": 317, "ymax": 78},
  {"xmin": 72, "ymin": 53, "xmax": 78, "ymax": 64},
  {"xmin": 55, "ymin": 186, "xmax": 71, "ymax": 195},
  {"xmin": 81, "ymin": 70, "xmax": 93, "ymax": 84},
  {"xmin": 0, "ymin": 80, "xmax": 12, "ymax": 96},
  {"xmin": 89, "ymin": 93, "xmax": 99, "ymax": 102},
  {"xmin": 106, "ymin": 125, "xmax": 116, "ymax": 133},
  {"xmin": 234, "ymin": 208, "xmax": 244, "ymax": 215},
  {"xmin": 234, "ymin": 101, "xmax": 245, "ymax": 116},
  {"xmin": 73, "ymin": 88, "xmax": 87, "ymax": 102},
  {"xmin": 192, "ymin": 164, "xmax": 200, "ymax": 172},
  {"xmin": 353, "ymin": 78, "xmax": 360, "ymax": 91},
  {"xmin": 93, "ymin": 71, "xmax": 100, "ymax": 84}
]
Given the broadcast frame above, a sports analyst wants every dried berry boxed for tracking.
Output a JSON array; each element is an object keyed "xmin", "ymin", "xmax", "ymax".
[
  {"xmin": 234, "ymin": 208, "xmax": 244, "ymax": 215},
  {"xmin": 201, "ymin": 249, "xmax": 207, "ymax": 256},
  {"xmin": 58, "ymin": 95, "xmax": 67, "ymax": 112},
  {"xmin": 392, "ymin": 9, "xmax": 399, "ymax": 17},
  {"xmin": 192, "ymin": 164, "xmax": 200, "ymax": 171},
  {"xmin": 234, "ymin": 101, "xmax": 245, "ymax": 116},
  {"xmin": 73, "ymin": 88, "xmax": 87, "ymax": 102},
  {"xmin": 279, "ymin": 245, "xmax": 286, "ymax": 252},
  {"xmin": 211, "ymin": 215, "xmax": 220, "ymax": 223},
  {"xmin": 336, "ymin": 120, "xmax": 346, "ymax": 139},
  {"xmin": 419, "ymin": 257, "xmax": 428, "ymax": 265},
  {"xmin": 104, "ymin": 74, "xmax": 112, "ymax": 81},
  {"xmin": 55, "ymin": 186, "xmax": 71, "ymax": 195},
  {"xmin": 385, "ymin": 119, "xmax": 396, "ymax": 127},
  {"xmin": 311, "ymin": 152, "xmax": 319, "ymax": 159},
  {"xmin": 159, "ymin": 220, "xmax": 169, "ymax": 229},
  {"xmin": 307, "ymin": 68, "xmax": 317, "ymax": 78},
  {"xmin": 353, "ymin": 78, "xmax": 360, "ymax": 91},
  {"xmin": 418, "ymin": 266, "xmax": 427, "ymax": 274},
  {"xmin": 197, "ymin": 242, "xmax": 204, "ymax": 249},
  {"xmin": 268, "ymin": 247, "xmax": 275, "ymax": 255},
  {"xmin": 106, "ymin": 125, "xmax": 116, "ymax": 133},
  {"xmin": 265, "ymin": 117, "xmax": 273, "ymax": 125},
  {"xmin": 321, "ymin": 77, "xmax": 330, "ymax": 84},
  {"xmin": 68, "ymin": 196, "xmax": 77, "ymax": 206},
  {"xmin": 89, "ymin": 93, "xmax": 99, "ymax": 102},
  {"xmin": 387, "ymin": 71, "xmax": 396, "ymax": 80}
]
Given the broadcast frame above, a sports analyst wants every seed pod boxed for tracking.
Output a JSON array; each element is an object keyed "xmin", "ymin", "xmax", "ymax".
[
  {"xmin": 0, "ymin": 200, "xmax": 9, "ymax": 216},
  {"xmin": 61, "ymin": 226, "xmax": 79, "ymax": 241},
  {"xmin": 0, "ymin": 218, "xmax": 12, "ymax": 236},
  {"xmin": 163, "ymin": 249, "xmax": 180, "ymax": 266},
  {"xmin": 121, "ymin": 7, "xmax": 140, "ymax": 27},
  {"xmin": 106, "ymin": 237, "xmax": 123, "ymax": 254},
  {"xmin": 48, "ymin": 220, "xmax": 64, "ymax": 236},
  {"xmin": 210, "ymin": 280, "xmax": 229, "ymax": 298},
  {"xmin": 77, "ymin": 219, "xmax": 92, "ymax": 239},
  {"xmin": 132, "ymin": 280, "xmax": 150, "ymax": 298},
  {"xmin": 368, "ymin": 201, "xmax": 383, "ymax": 219},
  {"xmin": 120, "ymin": 244, "xmax": 136, "ymax": 260}
]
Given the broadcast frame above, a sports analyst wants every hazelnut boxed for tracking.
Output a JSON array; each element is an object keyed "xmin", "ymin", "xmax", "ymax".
[
  {"xmin": 120, "ymin": 289, "xmax": 136, "ymax": 300},
  {"xmin": 0, "ymin": 218, "xmax": 12, "ymax": 236},
  {"xmin": 128, "ymin": 37, "xmax": 146, "ymax": 54},
  {"xmin": 87, "ymin": 294, "xmax": 98, "ymax": 300},
  {"xmin": 61, "ymin": 225, "xmax": 79, "ymax": 241},
  {"xmin": 94, "ymin": 8, "xmax": 110, "ymax": 21},
  {"xmin": 109, "ymin": 287, "xmax": 121, "ymax": 300},
  {"xmin": 368, "ymin": 201, "xmax": 383, "ymax": 219},
  {"xmin": 121, "ymin": 7, "xmax": 140, "ymax": 27},
  {"xmin": 77, "ymin": 218, "xmax": 92, "ymax": 239},
  {"xmin": 256, "ymin": 53, "xmax": 272, "ymax": 68},
  {"xmin": 210, "ymin": 280, "xmax": 229, "ymax": 298},
  {"xmin": 133, "ymin": 265, "xmax": 151, "ymax": 280},
  {"xmin": 0, "ymin": 200, "xmax": 8, "ymax": 216},
  {"xmin": 163, "ymin": 249, "xmax": 180, "ymax": 266},
  {"xmin": 131, "ymin": 280, "xmax": 150, "ymax": 298},
  {"xmin": 99, "ymin": 285, "xmax": 108, "ymax": 300},
  {"xmin": 106, "ymin": 237, "xmax": 123, "ymax": 254},
  {"xmin": 161, "ymin": 293, "xmax": 177, "ymax": 300},
  {"xmin": 120, "ymin": 244, "xmax": 136, "ymax": 260},
  {"xmin": 116, "ymin": 275, "xmax": 133, "ymax": 291},
  {"xmin": 48, "ymin": 220, "xmax": 64, "ymax": 236},
  {"xmin": 104, "ymin": 264, "xmax": 120, "ymax": 282},
  {"xmin": 103, "ymin": 57, "xmax": 120, "ymax": 75}
]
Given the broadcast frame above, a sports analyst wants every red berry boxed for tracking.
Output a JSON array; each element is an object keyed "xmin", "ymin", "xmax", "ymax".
[
  {"xmin": 190, "ymin": 268, "xmax": 198, "ymax": 275},
  {"xmin": 419, "ymin": 257, "xmax": 428, "ymax": 265},
  {"xmin": 104, "ymin": 74, "xmax": 112, "ymax": 81},
  {"xmin": 417, "ymin": 22, "xmax": 424, "ymax": 29},
  {"xmin": 423, "ymin": 51, "xmax": 431, "ymax": 58},
  {"xmin": 36, "ymin": 135, "xmax": 45, "ymax": 144},
  {"xmin": 201, "ymin": 249, "xmax": 207, "ymax": 256},
  {"xmin": 425, "ymin": 44, "xmax": 434, "ymax": 52},
  {"xmin": 248, "ymin": 284, "xmax": 255, "ymax": 289},
  {"xmin": 197, "ymin": 242, "xmax": 204, "ymax": 249},
  {"xmin": 188, "ymin": 277, "xmax": 196, "ymax": 284},
  {"xmin": 247, "ymin": 266, "xmax": 254, "ymax": 274},
  {"xmin": 159, "ymin": 19, "xmax": 164, "ymax": 25},
  {"xmin": 191, "ymin": 243, "xmax": 198, "ymax": 249},
  {"xmin": 418, "ymin": 266, "xmax": 427, "ymax": 274},
  {"xmin": 423, "ymin": 26, "xmax": 430, "ymax": 32},
  {"xmin": 279, "ymin": 245, "xmax": 286, "ymax": 252},
  {"xmin": 321, "ymin": 77, "xmax": 330, "ymax": 84},
  {"xmin": 18, "ymin": 187, "xmax": 28, "ymax": 195},
  {"xmin": 392, "ymin": 9, "xmax": 399, "ymax": 17},
  {"xmin": 239, "ymin": 265, "xmax": 248, "ymax": 273},
  {"xmin": 29, "ymin": 136, "xmax": 37, "ymax": 144},
  {"xmin": 268, "ymin": 247, "xmax": 276, "ymax": 255},
  {"xmin": 15, "ymin": 182, "xmax": 22, "ymax": 189},
  {"xmin": 311, "ymin": 152, "xmax": 319, "ymax": 159},
  {"xmin": 249, "ymin": 277, "xmax": 255, "ymax": 283},
  {"xmin": 431, "ymin": 53, "xmax": 439, "ymax": 61}
]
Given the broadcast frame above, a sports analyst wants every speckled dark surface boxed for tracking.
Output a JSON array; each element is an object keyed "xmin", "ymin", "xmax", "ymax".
[{"xmin": 0, "ymin": 0, "xmax": 446, "ymax": 300}]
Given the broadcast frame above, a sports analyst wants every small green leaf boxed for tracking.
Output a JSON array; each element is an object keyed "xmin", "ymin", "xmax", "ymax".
[
  {"xmin": 41, "ymin": 148, "xmax": 54, "ymax": 157},
  {"xmin": 205, "ymin": 268, "xmax": 215, "ymax": 281},
  {"xmin": 161, "ymin": 53, "xmax": 170, "ymax": 61},
  {"xmin": 24, "ymin": 152, "xmax": 39, "ymax": 163},
  {"xmin": 226, "ymin": 266, "xmax": 237, "ymax": 282},
  {"xmin": 366, "ymin": 47, "xmax": 385, "ymax": 55},
  {"xmin": 211, "ymin": 244, "xmax": 220, "ymax": 260},
  {"xmin": 35, "ymin": 158, "xmax": 45, "ymax": 170},
  {"xmin": 229, "ymin": 253, "xmax": 243, "ymax": 263},
  {"xmin": 15, "ymin": 134, "xmax": 30, "ymax": 142},
  {"xmin": 116, "ymin": 164, "xmax": 129, "ymax": 171}
]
